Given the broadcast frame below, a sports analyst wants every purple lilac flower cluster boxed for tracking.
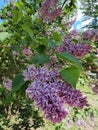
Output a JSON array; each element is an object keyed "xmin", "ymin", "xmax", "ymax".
[
  {"xmin": 82, "ymin": 29, "xmax": 98, "ymax": 42},
  {"xmin": 56, "ymin": 36, "xmax": 92, "ymax": 59},
  {"xmin": 24, "ymin": 64, "xmax": 88, "ymax": 123},
  {"xmin": 26, "ymin": 80, "xmax": 68, "ymax": 123},
  {"xmin": 57, "ymin": 82, "xmax": 88, "ymax": 109},
  {"xmin": 39, "ymin": 0, "xmax": 61, "ymax": 22},
  {"xmin": 9, "ymin": 0, "xmax": 16, "ymax": 9}
]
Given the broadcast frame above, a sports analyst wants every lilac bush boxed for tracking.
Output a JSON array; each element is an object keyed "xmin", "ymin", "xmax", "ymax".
[{"xmin": 1, "ymin": 0, "xmax": 95, "ymax": 127}]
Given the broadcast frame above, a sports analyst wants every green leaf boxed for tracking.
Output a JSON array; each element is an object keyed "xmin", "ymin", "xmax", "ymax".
[
  {"xmin": 22, "ymin": 24, "xmax": 34, "ymax": 41},
  {"xmin": 22, "ymin": 24, "xmax": 34, "ymax": 36},
  {"xmin": 52, "ymin": 32, "xmax": 62, "ymax": 41},
  {"xmin": 71, "ymin": 38, "xmax": 79, "ymax": 43},
  {"xmin": 60, "ymin": 66, "xmax": 80, "ymax": 88},
  {"xmin": 4, "ymin": 94, "xmax": 13, "ymax": 106},
  {"xmin": 47, "ymin": 40, "xmax": 56, "ymax": 48},
  {"xmin": 13, "ymin": 8, "xmax": 23, "ymax": 24},
  {"xmin": 55, "ymin": 41, "xmax": 63, "ymax": 46},
  {"xmin": 47, "ymin": 40, "xmax": 63, "ymax": 48},
  {"xmin": 36, "ymin": 45, "xmax": 46, "ymax": 53},
  {"xmin": 58, "ymin": 52, "xmax": 82, "ymax": 69},
  {"xmin": 12, "ymin": 73, "xmax": 26, "ymax": 92},
  {"xmin": 17, "ymin": 81, "xmax": 29, "ymax": 97},
  {"xmin": 15, "ymin": 1, "xmax": 24, "ymax": 8},
  {"xmin": 31, "ymin": 54, "xmax": 50, "ymax": 64},
  {"xmin": 0, "ymin": 32, "xmax": 12, "ymax": 41},
  {"xmin": 32, "ymin": 12, "xmax": 39, "ymax": 22}
]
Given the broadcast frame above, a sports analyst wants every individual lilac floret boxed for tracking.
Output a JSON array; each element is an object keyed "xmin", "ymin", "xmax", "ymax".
[
  {"xmin": 56, "ymin": 36, "xmax": 92, "ymax": 59},
  {"xmin": 4, "ymin": 78, "xmax": 12, "ymax": 91}
]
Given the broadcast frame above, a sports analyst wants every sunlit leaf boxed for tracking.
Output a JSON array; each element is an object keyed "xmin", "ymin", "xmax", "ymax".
[
  {"xmin": 58, "ymin": 52, "xmax": 82, "ymax": 69},
  {"xmin": 0, "ymin": 32, "xmax": 12, "ymax": 41},
  {"xmin": 13, "ymin": 8, "xmax": 23, "ymax": 24},
  {"xmin": 60, "ymin": 66, "xmax": 80, "ymax": 88}
]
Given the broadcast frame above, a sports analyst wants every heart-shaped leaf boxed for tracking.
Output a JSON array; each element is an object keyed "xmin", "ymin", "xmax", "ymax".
[{"xmin": 60, "ymin": 66, "xmax": 80, "ymax": 88}]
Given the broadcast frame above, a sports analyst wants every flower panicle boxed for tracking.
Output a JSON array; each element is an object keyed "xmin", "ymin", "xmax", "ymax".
[
  {"xmin": 39, "ymin": 0, "xmax": 61, "ymax": 22},
  {"xmin": 25, "ymin": 64, "xmax": 88, "ymax": 123},
  {"xmin": 56, "ymin": 36, "xmax": 92, "ymax": 59}
]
